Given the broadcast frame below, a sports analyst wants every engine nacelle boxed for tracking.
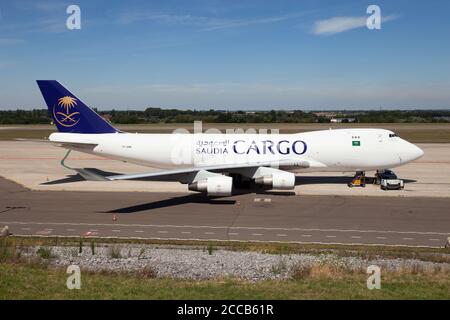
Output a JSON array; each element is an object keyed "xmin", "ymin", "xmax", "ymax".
[
  {"xmin": 254, "ymin": 172, "xmax": 295, "ymax": 190},
  {"xmin": 188, "ymin": 175, "xmax": 233, "ymax": 196}
]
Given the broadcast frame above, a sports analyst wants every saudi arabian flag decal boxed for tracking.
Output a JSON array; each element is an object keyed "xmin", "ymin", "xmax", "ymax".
[{"xmin": 352, "ymin": 140, "xmax": 361, "ymax": 146}]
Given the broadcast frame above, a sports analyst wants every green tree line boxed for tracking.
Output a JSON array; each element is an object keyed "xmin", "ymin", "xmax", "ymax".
[{"xmin": 0, "ymin": 108, "xmax": 449, "ymax": 124}]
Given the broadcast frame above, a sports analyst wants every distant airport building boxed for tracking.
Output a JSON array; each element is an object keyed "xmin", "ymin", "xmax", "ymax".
[{"xmin": 330, "ymin": 118, "xmax": 356, "ymax": 123}]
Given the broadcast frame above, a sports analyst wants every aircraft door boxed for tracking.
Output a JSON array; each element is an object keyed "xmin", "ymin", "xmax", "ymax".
[{"xmin": 377, "ymin": 134, "xmax": 383, "ymax": 143}]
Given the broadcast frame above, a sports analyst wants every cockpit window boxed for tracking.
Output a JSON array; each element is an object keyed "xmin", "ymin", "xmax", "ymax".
[{"xmin": 389, "ymin": 133, "xmax": 399, "ymax": 138}]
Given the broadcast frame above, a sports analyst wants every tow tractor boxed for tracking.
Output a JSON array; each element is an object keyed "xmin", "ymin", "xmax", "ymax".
[{"xmin": 348, "ymin": 171, "xmax": 366, "ymax": 187}]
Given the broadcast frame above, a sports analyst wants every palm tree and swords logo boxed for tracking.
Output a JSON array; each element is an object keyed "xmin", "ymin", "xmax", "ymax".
[{"xmin": 53, "ymin": 96, "xmax": 81, "ymax": 127}]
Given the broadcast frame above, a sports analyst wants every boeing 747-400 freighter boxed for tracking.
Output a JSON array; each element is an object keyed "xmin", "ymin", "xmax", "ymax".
[{"xmin": 36, "ymin": 80, "xmax": 424, "ymax": 196}]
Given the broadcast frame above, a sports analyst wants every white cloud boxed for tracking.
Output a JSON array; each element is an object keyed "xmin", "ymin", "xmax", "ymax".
[
  {"xmin": 12, "ymin": 0, "xmax": 66, "ymax": 12},
  {"xmin": 312, "ymin": 14, "xmax": 398, "ymax": 35},
  {"xmin": 34, "ymin": 17, "xmax": 67, "ymax": 33},
  {"xmin": 0, "ymin": 17, "xmax": 67, "ymax": 34},
  {"xmin": 117, "ymin": 12, "xmax": 302, "ymax": 31},
  {"xmin": 200, "ymin": 14, "xmax": 297, "ymax": 31},
  {"xmin": 0, "ymin": 38, "xmax": 25, "ymax": 45},
  {"xmin": 118, "ymin": 13, "xmax": 215, "ymax": 26}
]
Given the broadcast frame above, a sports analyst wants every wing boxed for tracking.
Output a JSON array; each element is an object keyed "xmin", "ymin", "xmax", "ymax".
[{"xmin": 106, "ymin": 159, "xmax": 310, "ymax": 183}]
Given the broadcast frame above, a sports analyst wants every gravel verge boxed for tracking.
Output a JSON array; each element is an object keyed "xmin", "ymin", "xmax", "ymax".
[{"xmin": 17, "ymin": 244, "xmax": 450, "ymax": 281}]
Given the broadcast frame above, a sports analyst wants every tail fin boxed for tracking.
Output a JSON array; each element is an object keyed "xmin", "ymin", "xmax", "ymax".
[{"xmin": 36, "ymin": 80, "xmax": 118, "ymax": 134}]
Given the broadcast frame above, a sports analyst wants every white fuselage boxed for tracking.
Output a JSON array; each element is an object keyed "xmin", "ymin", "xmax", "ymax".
[{"xmin": 49, "ymin": 128, "xmax": 424, "ymax": 173}]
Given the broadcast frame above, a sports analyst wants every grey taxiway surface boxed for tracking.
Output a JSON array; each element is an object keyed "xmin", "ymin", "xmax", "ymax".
[{"xmin": 0, "ymin": 178, "xmax": 449, "ymax": 248}]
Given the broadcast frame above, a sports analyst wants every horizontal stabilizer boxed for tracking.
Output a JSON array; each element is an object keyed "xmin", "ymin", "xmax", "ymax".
[
  {"xmin": 73, "ymin": 168, "xmax": 109, "ymax": 181},
  {"xmin": 15, "ymin": 138, "xmax": 98, "ymax": 150}
]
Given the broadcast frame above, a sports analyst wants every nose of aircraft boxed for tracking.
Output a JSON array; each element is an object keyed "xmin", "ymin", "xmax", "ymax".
[
  {"xmin": 415, "ymin": 145, "xmax": 425, "ymax": 159},
  {"xmin": 400, "ymin": 141, "xmax": 424, "ymax": 163}
]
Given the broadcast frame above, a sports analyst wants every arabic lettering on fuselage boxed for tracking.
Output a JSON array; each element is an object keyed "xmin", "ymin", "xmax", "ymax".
[{"xmin": 195, "ymin": 139, "xmax": 307, "ymax": 155}]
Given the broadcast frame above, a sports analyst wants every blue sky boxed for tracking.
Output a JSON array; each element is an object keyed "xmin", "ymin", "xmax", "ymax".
[{"xmin": 0, "ymin": 0, "xmax": 449, "ymax": 110}]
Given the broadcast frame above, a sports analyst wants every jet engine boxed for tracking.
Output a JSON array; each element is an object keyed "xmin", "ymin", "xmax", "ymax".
[
  {"xmin": 254, "ymin": 172, "xmax": 295, "ymax": 190},
  {"xmin": 188, "ymin": 175, "xmax": 233, "ymax": 196}
]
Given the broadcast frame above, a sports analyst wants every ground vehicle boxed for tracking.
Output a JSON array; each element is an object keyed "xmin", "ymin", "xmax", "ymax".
[
  {"xmin": 348, "ymin": 171, "xmax": 366, "ymax": 187},
  {"xmin": 377, "ymin": 170, "xmax": 404, "ymax": 190}
]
